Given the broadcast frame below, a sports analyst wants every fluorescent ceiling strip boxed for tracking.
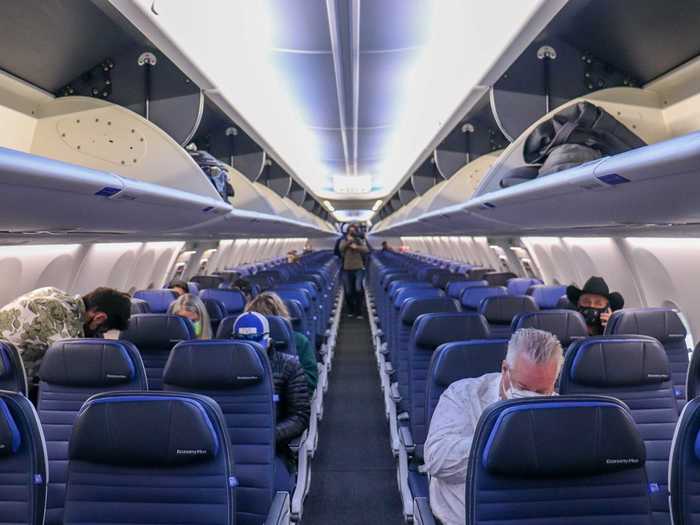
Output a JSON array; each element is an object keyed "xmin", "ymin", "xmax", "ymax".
[
  {"xmin": 326, "ymin": 0, "xmax": 351, "ymax": 175},
  {"xmin": 351, "ymin": 0, "xmax": 361, "ymax": 176}
]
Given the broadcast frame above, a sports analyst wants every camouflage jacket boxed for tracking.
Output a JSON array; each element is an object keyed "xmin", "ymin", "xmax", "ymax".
[{"xmin": 0, "ymin": 287, "xmax": 86, "ymax": 380}]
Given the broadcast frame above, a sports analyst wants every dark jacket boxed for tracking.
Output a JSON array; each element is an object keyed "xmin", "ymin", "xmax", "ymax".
[{"xmin": 268, "ymin": 349, "xmax": 311, "ymax": 444}]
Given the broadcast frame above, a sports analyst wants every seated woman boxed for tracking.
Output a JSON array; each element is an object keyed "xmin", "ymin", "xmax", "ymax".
[
  {"xmin": 167, "ymin": 293, "xmax": 212, "ymax": 339},
  {"xmin": 245, "ymin": 291, "xmax": 319, "ymax": 393}
]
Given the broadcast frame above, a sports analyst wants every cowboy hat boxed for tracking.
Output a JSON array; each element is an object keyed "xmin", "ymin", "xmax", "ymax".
[{"xmin": 566, "ymin": 276, "xmax": 624, "ymax": 311}]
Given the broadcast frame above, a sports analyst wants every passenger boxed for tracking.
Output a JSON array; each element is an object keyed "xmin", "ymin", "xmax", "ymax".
[
  {"xmin": 245, "ymin": 291, "xmax": 319, "ymax": 392},
  {"xmin": 287, "ymin": 249, "xmax": 300, "ymax": 264},
  {"xmin": 381, "ymin": 240, "xmax": 394, "ymax": 252},
  {"xmin": 233, "ymin": 277, "xmax": 254, "ymax": 301},
  {"xmin": 566, "ymin": 276, "xmax": 624, "ymax": 335},
  {"xmin": 168, "ymin": 279, "xmax": 189, "ymax": 297},
  {"xmin": 0, "ymin": 286, "xmax": 131, "ymax": 382},
  {"xmin": 423, "ymin": 328, "xmax": 563, "ymax": 525},
  {"xmin": 232, "ymin": 312, "xmax": 310, "ymax": 491},
  {"xmin": 339, "ymin": 223, "xmax": 369, "ymax": 318},
  {"xmin": 167, "ymin": 293, "xmax": 212, "ymax": 339}
]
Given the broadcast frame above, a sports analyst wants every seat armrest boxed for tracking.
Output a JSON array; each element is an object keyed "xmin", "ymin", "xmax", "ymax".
[
  {"xmin": 390, "ymin": 382, "xmax": 402, "ymax": 402},
  {"xmin": 264, "ymin": 491, "xmax": 291, "ymax": 525},
  {"xmin": 413, "ymin": 497, "xmax": 437, "ymax": 525},
  {"xmin": 287, "ymin": 430, "xmax": 308, "ymax": 456},
  {"xmin": 399, "ymin": 425, "xmax": 415, "ymax": 454}
]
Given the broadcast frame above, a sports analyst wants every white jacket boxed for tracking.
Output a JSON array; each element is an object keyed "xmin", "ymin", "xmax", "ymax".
[{"xmin": 423, "ymin": 372, "xmax": 502, "ymax": 525}]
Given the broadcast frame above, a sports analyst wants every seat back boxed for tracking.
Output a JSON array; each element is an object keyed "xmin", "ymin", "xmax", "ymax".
[
  {"xmin": 132, "ymin": 289, "xmax": 177, "ymax": 313},
  {"xmin": 189, "ymin": 274, "xmax": 225, "ymax": 290},
  {"xmin": 37, "ymin": 339, "xmax": 147, "ymax": 525},
  {"xmin": 483, "ymin": 271, "xmax": 517, "ymax": 286},
  {"xmin": 187, "ymin": 281, "xmax": 200, "ymax": 295},
  {"xmin": 606, "ymin": 307, "xmax": 690, "ymax": 402},
  {"xmin": 409, "ymin": 313, "xmax": 490, "ymax": 447},
  {"xmin": 0, "ymin": 341, "xmax": 28, "ymax": 395},
  {"xmin": 200, "ymin": 289, "xmax": 247, "ymax": 315},
  {"xmin": 130, "ymin": 298, "xmax": 151, "ymax": 314},
  {"xmin": 119, "ymin": 314, "xmax": 194, "ymax": 390},
  {"xmin": 163, "ymin": 341, "xmax": 274, "ymax": 525},
  {"xmin": 559, "ymin": 335, "xmax": 677, "ymax": 521},
  {"xmin": 396, "ymin": 298, "xmax": 461, "ymax": 407},
  {"xmin": 670, "ymin": 397, "xmax": 700, "ymax": 524},
  {"xmin": 202, "ymin": 297, "xmax": 227, "ymax": 333},
  {"xmin": 511, "ymin": 310, "xmax": 588, "ymax": 347},
  {"xmin": 467, "ymin": 396, "xmax": 652, "ymax": 525},
  {"xmin": 63, "ymin": 392, "xmax": 234, "ymax": 525},
  {"xmin": 0, "ymin": 392, "xmax": 48, "ymax": 525},
  {"xmin": 506, "ymin": 277, "xmax": 543, "ymax": 295},
  {"xmin": 528, "ymin": 284, "xmax": 567, "ymax": 309},
  {"xmin": 284, "ymin": 299, "xmax": 307, "ymax": 337},
  {"xmin": 479, "ymin": 295, "xmax": 539, "ymax": 338},
  {"xmin": 461, "ymin": 286, "xmax": 507, "ymax": 312},
  {"xmin": 446, "ymin": 280, "xmax": 488, "ymax": 300},
  {"xmin": 427, "ymin": 340, "xmax": 508, "ymax": 431}
]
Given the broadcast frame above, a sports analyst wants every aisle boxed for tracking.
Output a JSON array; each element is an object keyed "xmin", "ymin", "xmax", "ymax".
[{"xmin": 302, "ymin": 313, "xmax": 404, "ymax": 524}]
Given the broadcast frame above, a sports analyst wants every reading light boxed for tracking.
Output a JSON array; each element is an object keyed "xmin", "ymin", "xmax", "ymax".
[
  {"xmin": 323, "ymin": 200, "xmax": 335, "ymax": 212},
  {"xmin": 372, "ymin": 200, "xmax": 383, "ymax": 211}
]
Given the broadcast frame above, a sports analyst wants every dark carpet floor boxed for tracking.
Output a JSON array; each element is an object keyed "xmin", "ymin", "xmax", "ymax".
[{"xmin": 302, "ymin": 313, "xmax": 404, "ymax": 524}]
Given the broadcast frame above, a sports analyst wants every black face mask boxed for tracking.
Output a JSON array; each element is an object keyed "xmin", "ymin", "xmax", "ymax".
[{"xmin": 578, "ymin": 306, "xmax": 607, "ymax": 327}]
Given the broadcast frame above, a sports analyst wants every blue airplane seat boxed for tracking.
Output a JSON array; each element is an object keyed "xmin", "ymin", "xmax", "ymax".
[
  {"xmin": 446, "ymin": 280, "xmax": 488, "ymax": 300},
  {"xmin": 528, "ymin": 284, "xmax": 567, "ymax": 310},
  {"xmin": 0, "ymin": 391, "xmax": 48, "ymax": 525},
  {"xmin": 119, "ymin": 314, "xmax": 194, "ymax": 390},
  {"xmin": 606, "ymin": 307, "xmax": 690, "ymax": 404},
  {"xmin": 669, "ymin": 397, "xmax": 700, "ymax": 524},
  {"xmin": 506, "ymin": 277, "xmax": 543, "ymax": 296},
  {"xmin": 202, "ymin": 297, "xmax": 227, "ymax": 334},
  {"xmin": 511, "ymin": 309, "xmax": 588, "ymax": 348},
  {"xmin": 37, "ymin": 339, "xmax": 147, "ymax": 525},
  {"xmin": 216, "ymin": 315, "xmax": 297, "ymax": 356},
  {"xmin": 0, "ymin": 341, "xmax": 28, "ymax": 395},
  {"xmin": 559, "ymin": 335, "xmax": 677, "ymax": 524},
  {"xmin": 164, "ymin": 340, "xmax": 281, "ymax": 525},
  {"xmin": 479, "ymin": 295, "xmax": 539, "ymax": 338},
  {"xmin": 200, "ymin": 288, "xmax": 247, "ymax": 315},
  {"xmin": 63, "ymin": 392, "xmax": 235, "ymax": 525},
  {"xmin": 129, "ymin": 298, "xmax": 151, "ymax": 314},
  {"xmin": 132, "ymin": 289, "xmax": 177, "ymax": 313},
  {"xmin": 466, "ymin": 396, "xmax": 653, "ymax": 525},
  {"xmin": 460, "ymin": 286, "xmax": 507, "ymax": 312}
]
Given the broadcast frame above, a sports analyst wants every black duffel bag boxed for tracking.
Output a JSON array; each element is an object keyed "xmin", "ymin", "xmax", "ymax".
[
  {"xmin": 189, "ymin": 149, "xmax": 235, "ymax": 201},
  {"xmin": 501, "ymin": 101, "xmax": 647, "ymax": 187}
]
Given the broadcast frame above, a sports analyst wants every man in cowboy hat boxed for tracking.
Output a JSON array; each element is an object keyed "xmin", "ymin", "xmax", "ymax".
[{"xmin": 566, "ymin": 276, "xmax": 624, "ymax": 335}]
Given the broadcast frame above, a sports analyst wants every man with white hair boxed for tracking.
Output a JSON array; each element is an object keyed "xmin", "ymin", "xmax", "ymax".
[{"xmin": 423, "ymin": 328, "xmax": 564, "ymax": 525}]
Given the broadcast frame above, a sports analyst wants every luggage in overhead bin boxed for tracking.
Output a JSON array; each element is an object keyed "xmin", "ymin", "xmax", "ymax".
[
  {"xmin": 188, "ymin": 148, "xmax": 235, "ymax": 201},
  {"xmin": 502, "ymin": 101, "xmax": 647, "ymax": 187}
]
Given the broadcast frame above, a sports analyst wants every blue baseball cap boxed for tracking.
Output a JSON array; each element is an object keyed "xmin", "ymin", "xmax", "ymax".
[{"xmin": 232, "ymin": 312, "xmax": 270, "ymax": 348}]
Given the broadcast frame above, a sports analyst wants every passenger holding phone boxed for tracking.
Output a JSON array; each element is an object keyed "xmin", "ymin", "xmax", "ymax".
[{"xmin": 566, "ymin": 276, "xmax": 624, "ymax": 335}]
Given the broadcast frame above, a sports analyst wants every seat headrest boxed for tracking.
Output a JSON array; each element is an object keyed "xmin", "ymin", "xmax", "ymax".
[
  {"xmin": 480, "ymin": 295, "xmax": 539, "ymax": 324},
  {"xmin": 40, "ymin": 339, "xmax": 138, "ymax": 387},
  {"xmin": 433, "ymin": 340, "xmax": 508, "ymax": 387},
  {"xmin": 512, "ymin": 310, "xmax": 588, "ymax": 346},
  {"xmin": 389, "ymin": 281, "xmax": 432, "ymax": 300},
  {"xmin": 266, "ymin": 316, "xmax": 294, "ymax": 352},
  {"xmin": 529, "ymin": 285, "xmax": 567, "ymax": 309},
  {"xmin": 71, "ymin": 394, "xmax": 220, "ymax": 467},
  {"xmin": 202, "ymin": 298, "xmax": 226, "ymax": 319},
  {"xmin": 394, "ymin": 288, "xmax": 443, "ymax": 308},
  {"xmin": 606, "ymin": 308, "xmax": 687, "ymax": 344},
  {"xmin": 163, "ymin": 340, "xmax": 266, "ymax": 389},
  {"xmin": 400, "ymin": 297, "xmax": 460, "ymax": 325},
  {"xmin": 130, "ymin": 299, "xmax": 151, "ymax": 315},
  {"xmin": 481, "ymin": 397, "xmax": 645, "ymax": 477},
  {"xmin": 120, "ymin": 314, "xmax": 194, "ymax": 350},
  {"xmin": 274, "ymin": 289, "xmax": 310, "ymax": 309},
  {"xmin": 484, "ymin": 272, "xmax": 517, "ymax": 287},
  {"xmin": 446, "ymin": 280, "xmax": 488, "ymax": 299},
  {"xmin": 0, "ymin": 399, "xmax": 21, "ymax": 456},
  {"xmin": 200, "ymin": 289, "xmax": 246, "ymax": 313},
  {"xmin": 413, "ymin": 313, "xmax": 490, "ymax": 350},
  {"xmin": 461, "ymin": 286, "xmax": 507, "ymax": 310},
  {"xmin": 132, "ymin": 289, "xmax": 177, "ymax": 314},
  {"xmin": 568, "ymin": 336, "xmax": 670, "ymax": 387},
  {"xmin": 506, "ymin": 277, "xmax": 543, "ymax": 296},
  {"xmin": 0, "ymin": 342, "xmax": 16, "ymax": 380}
]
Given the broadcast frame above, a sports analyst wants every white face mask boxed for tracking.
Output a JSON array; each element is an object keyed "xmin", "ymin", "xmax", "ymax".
[{"xmin": 506, "ymin": 385, "xmax": 549, "ymax": 399}]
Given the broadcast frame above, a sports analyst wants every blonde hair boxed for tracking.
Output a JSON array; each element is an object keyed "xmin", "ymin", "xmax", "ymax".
[
  {"xmin": 245, "ymin": 291, "xmax": 290, "ymax": 320},
  {"xmin": 167, "ymin": 293, "xmax": 212, "ymax": 339}
]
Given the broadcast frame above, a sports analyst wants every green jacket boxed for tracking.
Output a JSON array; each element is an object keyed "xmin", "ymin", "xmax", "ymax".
[
  {"xmin": 0, "ymin": 287, "xmax": 86, "ymax": 380},
  {"xmin": 293, "ymin": 331, "xmax": 318, "ymax": 392}
]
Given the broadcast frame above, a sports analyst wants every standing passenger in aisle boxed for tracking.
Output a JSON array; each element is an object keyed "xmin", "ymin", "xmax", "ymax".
[
  {"xmin": 423, "ymin": 329, "xmax": 563, "ymax": 525},
  {"xmin": 0, "ymin": 286, "xmax": 131, "ymax": 381},
  {"xmin": 339, "ymin": 224, "xmax": 369, "ymax": 318}
]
